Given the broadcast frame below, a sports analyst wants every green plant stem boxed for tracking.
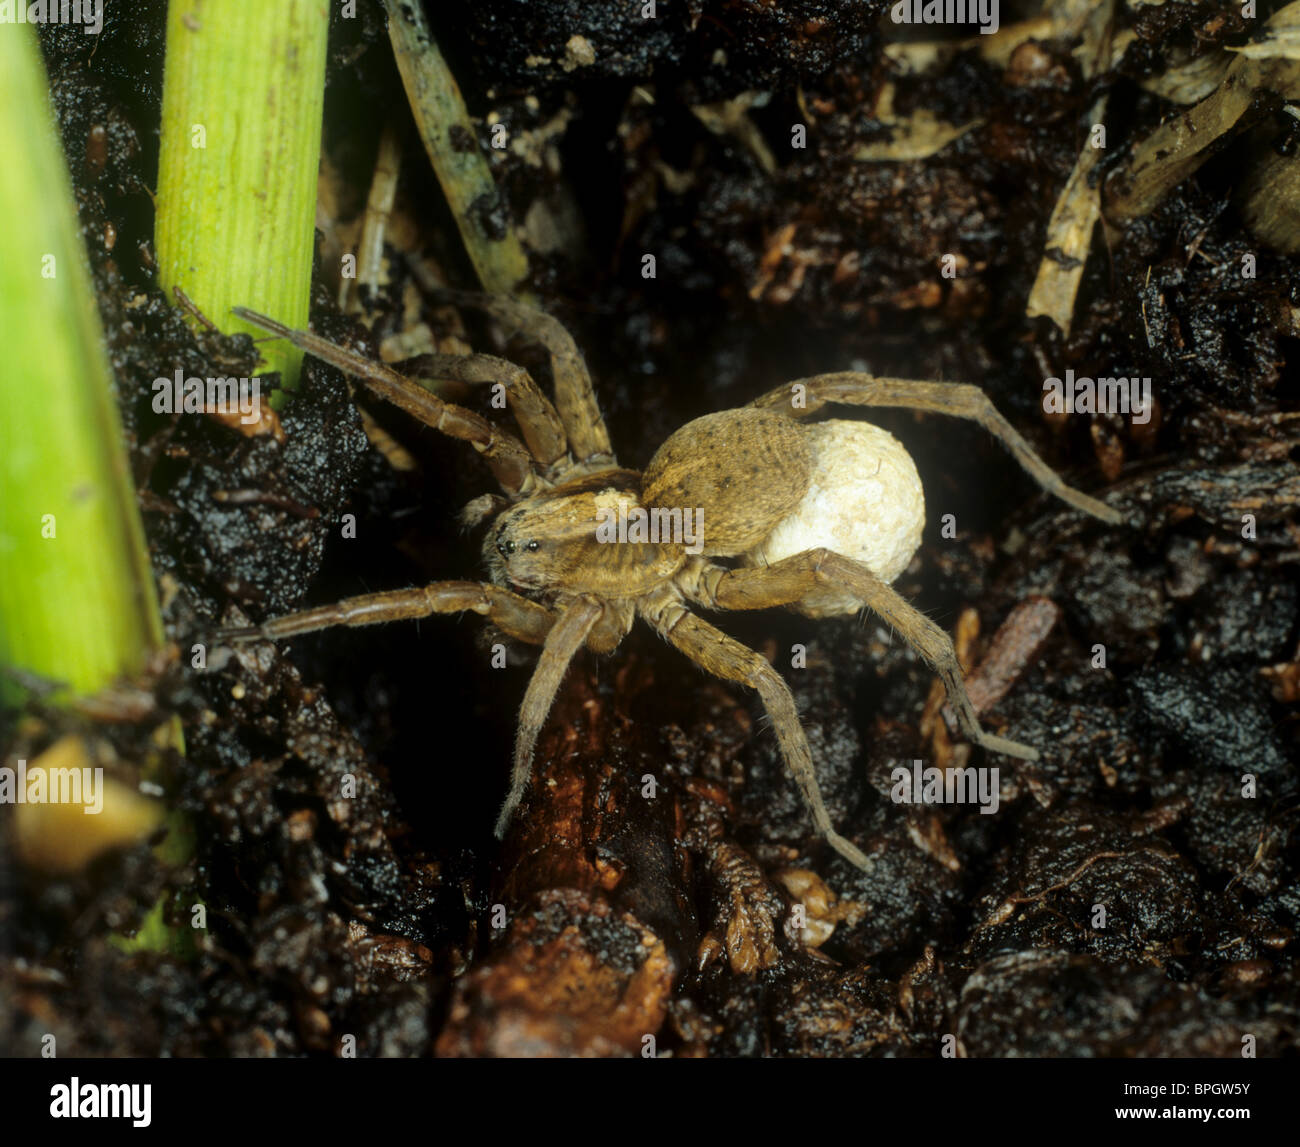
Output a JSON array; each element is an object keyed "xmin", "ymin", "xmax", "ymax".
[
  {"xmin": 0, "ymin": 26, "xmax": 161, "ymax": 696},
  {"xmin": 155, "ymin": 0, "xmax": 330, "ymax": 401},
  {"xmin": 0, "ymin": 26, "xmax": 196, "ymax": 957}
]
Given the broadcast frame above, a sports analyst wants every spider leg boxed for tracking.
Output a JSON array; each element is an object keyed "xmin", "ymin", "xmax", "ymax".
[
  {"xmin": 231, "ymin": 307, "xmax": 535, "ymax": 495},
  {"xmin": 751, "ymin": 373, "xmax": 1122, "ymax": 525},
  {"xmin": 217, "ymin": 581, "xmax": 554, "ymax": 645},
  {"xmin": 395, "ymin": 350, "xmax": 567, "ymax": 466},
  {"xmin": 422, "ymin": 289, "xmax": 615, "ymax": 466},
  {"xmin": 498, "ymin": 596, "xmax": 604, "ymax": 838},
  {"xmin": 703, "ymin": 548, "xmax": 1040, "ymax": 762},
  {"xmin": 638, "ymin": 591, "xmax": 872, "ymax": 872}
]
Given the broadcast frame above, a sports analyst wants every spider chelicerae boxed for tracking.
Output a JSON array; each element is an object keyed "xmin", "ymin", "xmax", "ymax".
[{"xmin": 223, "ymin": 293, "xmax": 1120, "ymax": 870}]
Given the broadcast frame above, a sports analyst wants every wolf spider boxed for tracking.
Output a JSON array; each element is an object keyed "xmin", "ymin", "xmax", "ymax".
[{"xmin": 223, "ymin": 294, "xmax": 1120, "ymax": 871}]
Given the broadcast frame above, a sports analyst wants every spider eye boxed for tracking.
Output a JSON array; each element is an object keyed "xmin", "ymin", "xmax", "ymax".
[
  {"xmin": 497, "ymin": 537, "xmax": 515, "ymax": 556},
  {"xmin": 526, "ymin": 540, "xmax": 540, "ymax": 553}
]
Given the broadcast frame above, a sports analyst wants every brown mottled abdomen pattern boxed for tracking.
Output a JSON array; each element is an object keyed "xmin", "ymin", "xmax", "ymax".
[{"xmin": 641, "ymin": 409, "xmax": 811, "ymax": 557}]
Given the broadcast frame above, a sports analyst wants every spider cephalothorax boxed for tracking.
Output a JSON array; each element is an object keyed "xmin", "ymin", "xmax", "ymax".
[
  {"xmin": 224, "ymin": 295, "xmax": 1120, "ymax": 870},
  {"xmin": 485, "ymin": 470, "xmax": 679, "ymax": 599}
]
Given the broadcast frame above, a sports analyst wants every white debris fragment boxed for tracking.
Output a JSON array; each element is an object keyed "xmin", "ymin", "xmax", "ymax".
[{"xmin": 563, "ymin": 35, "xmax": 596, "ymax": 71}]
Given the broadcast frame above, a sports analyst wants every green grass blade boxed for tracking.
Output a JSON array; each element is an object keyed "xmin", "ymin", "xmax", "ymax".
[
  {"xmin": 155, "ymin": 0, "xmax": 330, "ymax": 400},
  {"xmin": 0, "ymin": 26, "xmax": 162, "ymax": 697},
  {"xmin": 0, "ymin": 25, "xmax": 199, "ymax": 957}
]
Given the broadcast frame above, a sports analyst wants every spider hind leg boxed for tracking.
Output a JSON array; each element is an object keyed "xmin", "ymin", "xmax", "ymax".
[
  {"xmin": 709, "ymin": 548, "xmax": 1040, "ymax": 762},
  {"xmin": 753, "ymin": 372, "xmax": 1123, "ymax": 525},
  {"xmin": 639, "ymin": 590, "xmax": 873, "ymax": 872}
]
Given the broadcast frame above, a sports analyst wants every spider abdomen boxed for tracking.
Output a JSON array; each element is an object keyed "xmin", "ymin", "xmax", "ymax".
[
  {"xmin": 746, "ymin": 420, "xmax": 925, "ymax": 617},
  {"xmin": 641, "ymin": 408, "xmax": 811, "ymax": 557}
]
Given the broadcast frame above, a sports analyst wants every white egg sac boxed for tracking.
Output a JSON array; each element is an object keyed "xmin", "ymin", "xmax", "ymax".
[{"xmin": 747, "ymin": 419, "xmax": 926, "ymax": 617}]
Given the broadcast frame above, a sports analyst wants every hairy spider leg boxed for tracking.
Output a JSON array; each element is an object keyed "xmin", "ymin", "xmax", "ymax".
[
  {"xmin": 394, "ymin": 349, "xmax": 567, "ymax": 467},
  {"xmin": 422, "ymin": 289, "xmax": 615, "ymax": 466},
  {"xmin": 704, "ymin": 548, "xmax": 1040, "ymax": 762},
  {"xmin": 498, "ymin": 596, "xmax": 604, "ymax": 837},
  {"xmin": 231, "ymin": 307, "xmax": 536, "ymax": 495},
  {"xmin": 218, "ymin": 581, "xmax": 554, "ymax": 645},
  {"xmin": 638, "ymin": 588, "xmax": 874, "ymax": 871},
  {"xmin": 751, "ymin": 373, "xmax": 1123, "ymax": 525}
]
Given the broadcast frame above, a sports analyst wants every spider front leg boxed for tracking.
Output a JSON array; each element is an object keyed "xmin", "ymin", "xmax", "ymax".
[
  {"xmin": 499, "ymin": 597, "xmax": 603, "ymax": 838},
  {"xmin": 397, "ymin": 349, "xmax": 567, "ymax": 467},
  {"xmin": 231, "ymin": 308, "xmax": 537, "ymax": 495},
  {"xmin": 423, "ymin": 289, "xmax": 615, "ymax": 466},
  {"xmin": 218, "ymin": 581, "xmax": 555, "ymax": 645},
  {"xmin": 219, "ymin": 585, "xmax": 608, "ymax": 843},
  {"xmin": 705, "ymin": 549, "xmax": 1040, "ymax": 762},
  {"xmin": 639, "ymin": 591, "xmax": 873, "ymax": 872},
  {"xmin": 752, "ymin": 373, "xmax": 1123, "ymax": 525}
]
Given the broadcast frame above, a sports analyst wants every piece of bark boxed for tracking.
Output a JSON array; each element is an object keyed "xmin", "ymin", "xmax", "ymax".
[{"xmin": 962, "ymin": 596, "xmax": 1063, "ymax": 717}]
